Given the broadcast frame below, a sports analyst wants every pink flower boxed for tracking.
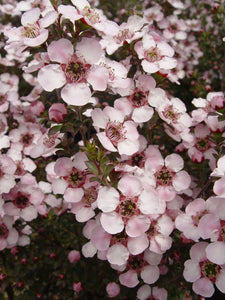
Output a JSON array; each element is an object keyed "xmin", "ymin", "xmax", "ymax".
[
  {"xmin": 48, "ymin": 103, "xmax": 67, "ymax": 123},
  {"xmin": 3, "ymin": 183, "xmax": 44, "ymax": 222},
  {"xmin": 137, "ymin": 284, "xmax": 167, "ymax": 300},
  {"xmin": 106, "ymin": 282, "xmax": 120, "ymax": 298},
  {"xmin": 134, "ymin": 32, "xmax": 177, "ymax": 74},
  {"xmin": 73, "ymin": 282, "xmax": 83, "ymax": 293},
  {"xmin": 114, "ymin": 74, "xmax": 155, "ymax": 123},
  {"xmin": 144, "ymin": 146, "xmax": 191, "ymax": 202},
  {"xmin": 4, "ymin": 8, "xmax": 57, "ymax": 47},
  {"xmin": 68, "ymin": 250, "xmax": 81, "ymax": 263},
  {"xmin": 0, "ymin": 155, "xmax": 16, "ymax": 194},
  {"xmin": 91, "ymin": 107, "xmax": 140, "ymax": 155},
  {"xmin": 183, "ymin": 242, "xmax": 225, "ymax": 297},
  {"xmin": 38, "ymin": 37, "xmax": 106, "ymax": 105},
  {"xmin": 0, "ymin": 216, "xmax": 19, "ymax": 251},
  {"xmin": 97, "ymin": 174, "xmax": 151, "ymax": 237}
]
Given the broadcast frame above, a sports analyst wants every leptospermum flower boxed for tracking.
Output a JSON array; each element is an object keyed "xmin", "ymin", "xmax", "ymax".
[
  {"xmin": 3, "ymin": 182, "xmax": 45, "ymax": 222},
  {"xmin": 0, "ymin": 216, "xmax": 19, "ymax": 251},
  {"xmin": 114, "ymin": 74, "xmax": 155, "ymax": 123},
  {"xmin": 0, "ymin": 154, "xmax": 17, "ymax": 194},
  {"xmin": 134, "ymin": 32, "xmax": 177, "ymax": 74},
  {"xmin": 118, "ymin": 250, "xmax": 162, "ymax": 288},
  {"xmin": 38, "ymin": 37, "xmax": 108, "ymax": 105},
  {"xmin": 91, "ymin": 107, "xmax": 140, "ymax": 155},
  {"xmin": 4, "ymin": 7, "xmax": 57, "ymax": 47},
  {"xmin": 97, "ymin": 174, "xmax": 153, "ymax": 237},
  {"xmin": 137, "ymin": 284, "xmax": 168, "ymax": 300},
  {"xmin": 144, "ymin": 146, "xmax": 191, "ymax": 202},
  {"xmin": 183, "ymin": 242, "xmax": 225, "ymax": 297}
]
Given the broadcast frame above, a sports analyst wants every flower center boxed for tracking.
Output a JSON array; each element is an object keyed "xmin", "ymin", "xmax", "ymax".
[
  {"xmin": 200, "ymin": 260, "xmax": 220, "ymax": 283},
  {"xmin": 64, "ymin": 167, "xmax": 85, "ymax": 188},
  {"xmin": 106, "ymin": 121, "xmax": 126, "ymax": 145},
  {"xmin": 0, "ymin": 223, "xmax": 9, "ymax": 239},
  {"xmin": 22, "ymin": 23, "xmax": 40, "ymax": 38},
  {"xmin": 155, "ymin": 167, "xmax": 173, "ymax": 185},
  {"xmin": 83, "ymin": 6, "xmax": 100, "ymax": 24},
  {"xmin": 0, "ymin": 94, "xmax": 7, "ymax": 105},
  {"xmin": 162, "ymin": 105, "xmax": 179, "ymax": 122},
  {"xmin": 145, "ymin": 47, "xmax": 161, "ymax": 62},
  {"xmin": 21, "ymin": 133, "xmax": 34, "ymax": 146},
  {"xmin": 13, "ymin": 193, "xmax": 30, "ymax": 209},
  {"xmin": 116, "ymin": 29, "xmax": 133, "ymax": 43},
  {"xmin": 131, "ymin": 152, "xmax": 145, "ymax": 168},
  {"xmin": 119, "ymin": 198, "xmax": 136, "ymax": 217},
  {"xmin": 129, "ymin": 90, "xmax": 148, "ymax": 108},
  {"xmin": 196, "ymin": 138, "xmax": 210, "ymax": 152},
  {"xmin": 82, "ymin": 187, "xmax": 98, "ymax": 206},
  {"xmin": 0, "ymin": 120, "xmax": 6, "ymax": 133},
  {"xmin": 65, "ymin": 60, "xmax": 87, "ymax": 83},
  {"xmin": 127, "ymin": 254, "xmax": 145, "ymax": 271}
]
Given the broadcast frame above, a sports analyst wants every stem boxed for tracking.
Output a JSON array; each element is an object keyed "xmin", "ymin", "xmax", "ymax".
[
  {"xmin": 195, "ymin": 176, "xmax": 214, "ymax": 198},
  {"xmin": 77, "ymin": 107, "xmax": 87, "ymax": 146},
  {"xmin": 5, "ymin": 283, "xmax": 14, "ymax": 300}
]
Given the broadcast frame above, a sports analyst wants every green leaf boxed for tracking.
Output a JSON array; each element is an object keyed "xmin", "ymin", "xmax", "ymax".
[
  {"xmin": 85, "ymin": 161, "xmax": 99, "ymax": 175},
  {"xmin": 103, "ymin": 164, "xmax": 114, "ymax": 178},
  {"xmin": 48, "ymin": 125, "xmax": 63, "ymax": 136}
]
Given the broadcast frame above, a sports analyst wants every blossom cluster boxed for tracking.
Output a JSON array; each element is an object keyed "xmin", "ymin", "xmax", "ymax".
[{"xmin": 0, "ymin": 0, "xmax": 225, "ymax": 299}]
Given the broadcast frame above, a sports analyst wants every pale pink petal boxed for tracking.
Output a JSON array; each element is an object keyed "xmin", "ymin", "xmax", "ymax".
[
  {"xmin": 206, "ymin": 242, "xmax": 225, "ymax": 265},
  {"xmin": 97, "ymin": 132, "xmax": 117, "ymax": 152},
  {"xmin": 91, "ymin": 225, "xmax": 111, "ymax": 251},
  {"xmin": 39, "ymin": 10, "xmax": 58, "ymax": 28},
  {"xmin": 119, "ymin": 270, "xmax": 139, "ymax": 288},
  {"xmin": 24, "ymin": 30, "xmax": 49, "ymax": 47},
  {"xmin": 54, "ymin": 157, "xmax": 72, "ymax": 176},
  {"xmin": 87, "ymin": 66, "xmax": 109, "ymax": 91},
  {"xmin": 76, "ymin": 38, "xmax": 103, "ymax": 64},
  {"xmin": 48, "ymin": 38, "xmax": 73, "ymax": 64},
  {"xmin": 118, "ymin": 139, "xmax": 139, "ymax": 156},
  {"xmin": 38, "ymin": 64, "xmax": 66, "ymax": 92},
  {"xmin": 139, "ymin": 189, "xmax": 165, "ymax": 215},
  {"xmin": 100, "ymin": 212, "xmax": 124, "ymax": 234},
  {"xmin": 58, "ymin": 5, "xmax": 82, "ymax": 22},
  {"xmin": 183, "ymin": 259, "xmax": 201, "ymax": 282},
  {"xmin": 118, "ymin": 174, "xmax": 142, "ymax": 197},
  {"xmin": 141, "ymin": 265, "xmax": 159, "ymax": 284},
  {"xmin": 97, "ymin": 186, "xmax": 120, "ymax": 213},
  {"xmin": 125, "ymin": 215, "xmax": 150, "ymax": 237},
  {"xmin": 192, "ymin": 278, "xmax": 214, "ymax": 298},
  {"xmin": 75, "ymin": 206, "xmax": 95, "ymax": 222},
  {"xmin": 107, "ymin": 244, "xmax": 129, "ymax": 265},
  {"xmin": 214, "ymin": 177, "xmax": 225, "ymax": 196},
  {"xmin": 132, "ymin": 106, "xmax": 154, "ymax": 123},
  {"xmin": 21, "ymin": 206, "xmax": 38, "ymax": 221},
  {"xmin": 158, "ymin": 56, "xmax": 177, "ymax": 70},
  {"xmin": 172, "ymin": 171, "xmax": 191, "ymax": 192},
  {"xmin": 137, "ymin": 285, "xmax": 151, "ymax": 300},
  {"xmin": 216, "ymin": 268, "xmax": 225, "ymax": 293},
  {"xmin": 64, "ymin": 187, "xmax": 84, "ymax": 203},
  {"xmin": 61, "ymin": 83, "xmax": 91, "ymax": 106},
  {"xmin": 127, "ymin": 234, "xmax": 149, "ymax": 255},
  {"xmin": 198, "ymin": 214, "xmax": 220, "ymax": 240},
  {"xmin": 52, "ymin": 178, "xmax": 68, "ymax": 194},
  {"xmin": 158, "ymin": 185, "xmax": 176, "ymax": 202},
  {"xmin": 21, "ymin": 8, "xmax": 40, "ymax": 26},
  {"xmin": 165, "ymin": 153, "xmax": 184, "ymax": 172},
  {"xmin": 141, "ymin": 60, "xmax": 159, "ymax": 74},
  {"xmin": 190, "ymin": 242, "xmax": 208, "ymax": 262},
  {"xmin": 152, "ymin": 287, "xmax": 167, "ymax": 300},
  {"xmin": 91, "ymin": 108, "xmax": 108, "ymax": 128},
  {"xmin": 82, "ymin": 241, "xmax": 97, "ymax": 258}
]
